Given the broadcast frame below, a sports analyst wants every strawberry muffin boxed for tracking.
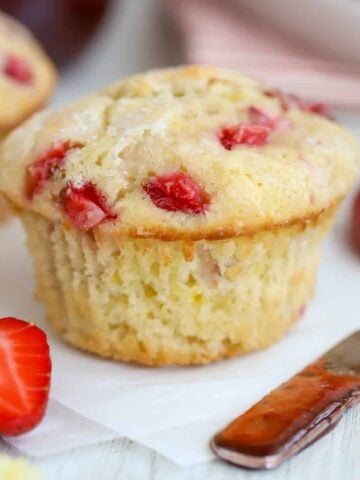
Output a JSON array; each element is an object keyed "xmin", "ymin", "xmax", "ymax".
[
  {"xmin": 0, "ymin": 66, "xmax": 358, "ymax": 365},
  {"xmin": 0, "ymin": 11, "xmax": 56, "ymax": 221}
]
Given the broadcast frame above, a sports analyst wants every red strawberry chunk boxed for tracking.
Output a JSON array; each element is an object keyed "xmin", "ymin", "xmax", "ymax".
[
  {"xmin": 3, "ymin": 54, "xmax": 33, "ymax": 84},
  {"xmin": 143, "ymin": 171, "xmax": 209, "ymax": 214},
  {"xmin": 305, "ymin": 102, "xmax": 334, "ymax": 120},
  {"xmin": 61, "ymin": 181, "xmax": 116, "ymax": 231},
  {"xmin": 248, "ymin": 106, "xmax": 277, "ymax": 129},
  {"xmin": 351, "ymin": 190, "xmax": 360, "ymax": 255},
  {"xmin": 0, "ymin": 318, "xmax": 51, "ymax": 436},
  {"xmin": 220, "ymin": 124, "xmax": 270, "ymax": 150},
  {"xmin": 265, "ymin": 88, "xmax": 333, "ymax": 120},
  {"xmin": 248, "ymin": 105, "xmax": 293, "ymax": 134},
  {"xmin": 264, "ymin": 88, "xmax": 304, "ymax": 112},
  {"xmin": 26, "ymin": 141, "xmax": 80, "ymax": 200}
]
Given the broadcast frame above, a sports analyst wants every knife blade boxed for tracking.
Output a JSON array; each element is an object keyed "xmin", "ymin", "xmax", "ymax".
[{"xmin": 211, "ymin": 331, "xmax": 360, "ymax": 470}]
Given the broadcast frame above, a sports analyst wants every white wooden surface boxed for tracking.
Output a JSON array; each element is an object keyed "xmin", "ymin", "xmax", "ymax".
[
  {"xmin": 1, "ymin": 407, "xmax": 360, "ymax": 480},
  {"xmin": 1, "ymin": 1, "xmax": 360, "ymax": 478}
]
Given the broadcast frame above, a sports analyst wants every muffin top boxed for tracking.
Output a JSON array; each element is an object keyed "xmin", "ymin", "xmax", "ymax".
[
  {"xmin": 0, "ymin": 11, "xmax": 56, "ymax": 132},
  {"xmin": 0, "ymin": 66, "xmax": 358, "ymax": 240}
]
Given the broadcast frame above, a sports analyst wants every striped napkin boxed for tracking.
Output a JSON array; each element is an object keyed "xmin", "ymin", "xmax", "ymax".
[{"xmin": 166, "ymin": 0, "xmax": 360, "ymax": 109}]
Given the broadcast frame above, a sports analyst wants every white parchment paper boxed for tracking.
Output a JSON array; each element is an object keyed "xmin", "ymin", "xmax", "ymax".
[{"xmin": 1, "ymin": 192, "xmax": 359, "ymax": 466}]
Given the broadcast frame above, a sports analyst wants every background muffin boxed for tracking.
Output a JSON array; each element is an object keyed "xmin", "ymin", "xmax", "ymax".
[
  {"xmin": 0, "ymin": 11, "xmax": 57, "ymax": 222},
  {"xmin": 0, "ymin": 66, "xmax": 358, "ymax": 365}
]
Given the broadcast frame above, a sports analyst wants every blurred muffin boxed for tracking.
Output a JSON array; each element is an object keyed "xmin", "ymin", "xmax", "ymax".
[
  {"xmin": 0, "ymin": 66, "xmax": 358, "ymax": 365},
  {"xmin": 0, "ymin": 10, "xmax": 56, "ymax": 221},
  {"xmin": 0, "ymin": 11, "xmax": 56, "ymax": 131}
]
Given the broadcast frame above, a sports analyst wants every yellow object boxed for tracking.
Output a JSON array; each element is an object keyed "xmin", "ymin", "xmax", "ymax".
[
  {"xmin": 0, "ymin": 66, "xmax": 358, "ymax": 365},
  {"xmin": 0, "ymin": 454, "xmax": 44, "ymax": 480}
]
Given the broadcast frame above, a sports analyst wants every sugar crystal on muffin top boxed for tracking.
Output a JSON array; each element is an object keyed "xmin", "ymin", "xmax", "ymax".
[{"xmin": 0, "ymin": 65, "xmax": 358, "ymax": 240}]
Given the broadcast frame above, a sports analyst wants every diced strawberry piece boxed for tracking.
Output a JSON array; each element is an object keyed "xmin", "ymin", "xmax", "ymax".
[
  {"xmin": 248, "ymin": 106, "xmax": 293, "ymax": 133},
  {"xmin": 265, "ymin": 88, "xmax": 333, "ymax": 120},
  {"xmin": 264, "ymin": 88, "xmax": 302, "ymax": 112},
  {"xmin": 61, "ymin": 181, "xmax": 116, "ymax": 231},
  {"xmin": 220, "ymin": 124, "xmax": 270, "ymax": 150},
  {"xmin": 143, "ymin": 171, "xmax": 209, "ymax": 214},
  {"xmin": 248, "ymin": 106, "xmax": 277, "ymax": 129},
  {"xmin": 3, "ymin": 55, "xmax": 33, "ymax": 84},
  {"xmin": 26, "ymin": 141, "xmax": 81, "ymax": 200},
  {"xmin": 305, "ymin": 102, "xmax": 334, "ymax": 120},
  {"xmin": 0, "ymin": 318, "xmax": 51, "ymax": 436},
  {"xmin": 350, "ymin": 190, "xmax": 360, "ymax": 255}
]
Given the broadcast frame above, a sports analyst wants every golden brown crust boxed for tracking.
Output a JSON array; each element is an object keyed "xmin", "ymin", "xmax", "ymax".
[
  {"xmin": 0, "ymin": 66, "xmax": 357, "ymax": 241},
  {"xmin": 48, "ymin": 309, "xmax": 302, "ymax": 366},
  {"xmin": 96, "ymin": 202, "xmax": 338, "ymax": 241},
  {"xmin": 3, "ymin": 192, "xmax": 340, "ymax": 241}
]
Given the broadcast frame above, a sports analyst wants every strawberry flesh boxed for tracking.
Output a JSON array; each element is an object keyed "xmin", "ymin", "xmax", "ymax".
[
  {"xmin": 351, "ymin": 190, "xmax": 360, "ymax": 255},
  {"xmin": 265, "ymin": 88, "xmax": 333, "ymax": 120},
  {"xmin": 3, "ymin": 55, "xmax": 33, "ymax": 84},
  {"xmin": 220, "ymin": 124, "xmax": 270, "ymax": 150},
  {"xmin": 264, "ymin": 88, "xmax": 301, "ymax": 112},
  {"xmin": 305, "ymin": 102, "xmax": 334, "ymax": 120},
  {"xmin": 0, "ymin": 318, "xmax": 51, "ymax": 436},
  {"xmin": 61, "ymin": 181, "xmax": 116, "ymax": 231},
  {"xmin": 26, "ymin": 142, "xmax": 80, "ymax": 200},
  {"xmin": 248, "ymin": 106, "xmax": 277, "ymax": 129},
  {"xmin": 143, "ymin": 171, "xmax": 209, "ymax": 214}
]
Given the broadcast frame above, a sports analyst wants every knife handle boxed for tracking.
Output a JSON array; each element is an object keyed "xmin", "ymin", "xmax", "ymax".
[{"xmin": 212, "ymin": 357, "xmax": 360, "ymax": 470}]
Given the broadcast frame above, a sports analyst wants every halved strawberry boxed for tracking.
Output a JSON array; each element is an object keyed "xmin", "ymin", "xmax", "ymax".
[
  {"xmin": 61, "ymin": 181, "xmax": 117, "ymax": 231},
  {"xmin": 0, "ymin": 318, "xmax": 51, "ymax": 436},
  {"xmin": 3, "ymin": 55, "xmax": 33, "ymax": 84}
]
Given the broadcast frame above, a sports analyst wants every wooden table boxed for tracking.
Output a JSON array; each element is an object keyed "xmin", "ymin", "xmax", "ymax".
[{"xmin": 1, "ymin": 406, "xmax": 360, "ymax": 479}]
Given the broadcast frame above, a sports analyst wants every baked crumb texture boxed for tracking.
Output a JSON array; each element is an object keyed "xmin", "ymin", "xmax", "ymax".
[
  {"xmin": 1, "ymin": 66, "xmax": 358, "ymax": 364},
  {"xmin": 0, "ymin": 11, "xmax": 56, "ymax": 222},
  {"xmin": 23, "ymin": 206, "xmax": 333, "ymax": 365}
]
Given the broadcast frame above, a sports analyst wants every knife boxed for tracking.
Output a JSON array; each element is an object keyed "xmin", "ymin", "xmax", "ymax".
[{"xmin": 211, "ymin": 331, "xmax": 360, "ymax": 470}]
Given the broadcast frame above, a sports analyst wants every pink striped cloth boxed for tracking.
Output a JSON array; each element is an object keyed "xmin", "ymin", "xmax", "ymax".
[{"xmin": 166, "ymin": 0, "xmax": 360, "ymax": 109}]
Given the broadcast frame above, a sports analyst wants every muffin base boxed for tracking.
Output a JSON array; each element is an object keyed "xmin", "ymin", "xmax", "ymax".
[{"xmin": 21, "ymin": 207, "xmax": 336, "ymax": 366}]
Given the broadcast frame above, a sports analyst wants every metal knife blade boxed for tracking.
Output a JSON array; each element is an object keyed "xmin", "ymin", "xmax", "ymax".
[{"xmin": 211, "ymin": 331, "xmax": 360, "ymax": 470}]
